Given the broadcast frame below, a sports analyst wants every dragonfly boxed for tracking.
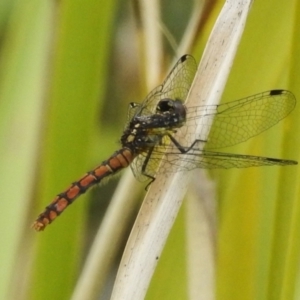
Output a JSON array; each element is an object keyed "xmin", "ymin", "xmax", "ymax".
[{"xmin": 32, "ymin": 54, "xmax": 297, "ymax": 231}]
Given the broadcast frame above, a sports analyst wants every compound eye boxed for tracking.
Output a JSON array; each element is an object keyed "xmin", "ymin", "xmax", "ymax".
[{"xmin": 156, "ymin": 99, "xmax": 174, "ymax": 112}]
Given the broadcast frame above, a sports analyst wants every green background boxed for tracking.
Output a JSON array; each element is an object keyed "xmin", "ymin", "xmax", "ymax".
[{"xmin": 0, "ymin": 0, "xmax": 299, "ymax": 299}]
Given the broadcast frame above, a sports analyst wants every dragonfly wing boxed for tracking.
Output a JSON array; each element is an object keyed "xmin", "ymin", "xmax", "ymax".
[
  {"xmin": 150, "ymin": 148, "xmax": 297, "ymax": 174},
  {"xmin": 183, "ymin": 90, "xmax": 296, "ymax": 150},
  {"xmin": 130, "ymin": 136, "xmax": 172, "ymax": 182},
  {"xmin": 130, "ymin": 153, "xmax": 149, "ymax": 182},
  {"xmin": 129, "ymin": 85, "xmax": 163, "ymax": 119},
  {"xmin": 159, "ymin": 55, "xmax": 197, "ymax": 102},
  {"xmin": 191, "ymin": 150, "xmax": 297, "ymax": 169},
  {"xmin": 130, "ymin": 55, "xmax": 197, "ymax": 180},
  {"xmin": 137, "ymin": 55, "xmax": 197, "ymax": 116}
]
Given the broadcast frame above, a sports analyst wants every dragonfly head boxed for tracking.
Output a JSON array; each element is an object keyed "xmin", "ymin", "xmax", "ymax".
[{"xmin": 156, "ymin": 99, "xmax": 186, "ymax": 126}]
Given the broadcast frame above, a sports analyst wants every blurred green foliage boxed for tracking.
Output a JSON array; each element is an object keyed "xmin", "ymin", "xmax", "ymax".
[{"xmin": 0, "ymin": 0, "xmax": 299, "ymax": 299}]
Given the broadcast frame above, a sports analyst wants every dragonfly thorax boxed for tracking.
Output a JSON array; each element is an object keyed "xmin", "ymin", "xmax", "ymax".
[
  {"xmin": 134, "ymin": 99, "xmax": 186, "ymax": 130},
  {"xmin": 120, "ymin": 119, "xmax": 165, "ymax": 151},
  {"xmin": 120, "ymin": 99, "xmax": 186, "ymax": 152}
]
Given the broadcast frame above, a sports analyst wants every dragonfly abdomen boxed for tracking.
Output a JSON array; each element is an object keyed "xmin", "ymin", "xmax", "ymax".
[{"xmin": 32, "ymin": 148, "xmax": 135, "ymax": 231}]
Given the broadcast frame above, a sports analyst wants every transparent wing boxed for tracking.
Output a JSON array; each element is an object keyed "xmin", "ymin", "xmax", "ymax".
[
  {"xmin": 176, "ymin": 89, "xmax": 296, "ymax": 150},
  {"xmin": 130, "ymin": 90, "xmax": 296, "ymax": 181},
  {"xmin": 130, "ymin": 135, "xmax": 172, "ymax": 182},
  {"xmin": 159, "ymin": 149, "xmax": 297, "ymax": 172},
  {"xmin": 134, "ymin": 146, "xmax": 297, "ymax": 179},
  {"xmin": 135, "ymin": 54, "xmax": 197, "ymax": 117},
  {"xmin": 130, "ymin": 55, "xmax": 197, "ymax": 180}
]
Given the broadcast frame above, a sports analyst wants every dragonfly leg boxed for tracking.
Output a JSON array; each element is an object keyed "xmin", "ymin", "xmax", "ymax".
[
  {"xmin": 142, "ymin": 136, "xmax": 207, "ymax": 191},
  {"xmin": 168, "ymin": 134, "xmax": 206, "ymax": 153},
  {"xmin": 141, "ymin": 146, "xmax": 156, "ymax": 189},
  {"xmin": 145, "ymin": 179, "xmax": 155, "ymax": 191}
]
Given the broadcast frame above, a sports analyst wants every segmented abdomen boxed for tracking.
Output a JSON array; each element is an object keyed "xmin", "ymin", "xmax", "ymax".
[{"xmin": 32, "ymin": 148, "xmax": 135, "ymax": 231}]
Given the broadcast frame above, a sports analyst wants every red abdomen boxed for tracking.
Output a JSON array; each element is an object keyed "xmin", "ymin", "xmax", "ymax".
[{"xmin": 32, "ymin": 148, "xmax": 135, "ymax": 231}]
